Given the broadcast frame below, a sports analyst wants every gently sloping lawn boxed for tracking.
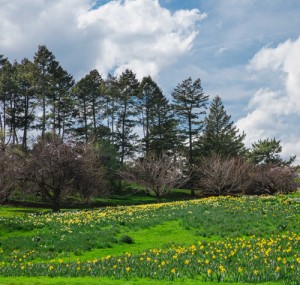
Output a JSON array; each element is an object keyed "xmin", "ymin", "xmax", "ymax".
[
  {"xmin": 0, "ymin": 195, "xmax": 299, "ymax": 283},
  {"xmin": 0, "ymin": 277, "xmax": 283, "ymax": 285},
  {"xmin": 64, "ymin": 220, "xmax": 198, "ymax": 261}
]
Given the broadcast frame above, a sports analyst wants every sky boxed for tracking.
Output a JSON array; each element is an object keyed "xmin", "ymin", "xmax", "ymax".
[{"xmin": 1, "ymin": 0, "xmax": 300, "ymax": 163}]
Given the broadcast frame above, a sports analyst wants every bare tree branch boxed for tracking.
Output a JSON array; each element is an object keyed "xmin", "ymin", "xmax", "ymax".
[
  {"xmin": 25, "ymin": 137, "xmax": 109, "ymax": 211},
  {"xmin": 195, "ymin": 153, "xmax": 253, "ymax": 196},
  {"xmin": 247, "ymin": 164, "xmax": 299, "ymax": 195},
  {"xmin": 119, "ymin": 152, "xmax": 188, "ymax": 201}
]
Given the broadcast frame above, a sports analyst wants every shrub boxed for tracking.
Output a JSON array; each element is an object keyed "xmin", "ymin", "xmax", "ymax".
[
  {"xmin": 0, "ymin": 147, "xmax": 27, "ymax": 204},
  {"xmin": 119, "ymin": 152, "xmax": 188, "ymax": 202},
  {"xmin": 246, "ymin": 164, "xmax": 299, "ymax": 195},
  {"xmin": 25, "ymin": 137, "xmax": 109, "ymax": 211},
  {"xmin": 194, "ymin": 154, "xmax": 253, "ymax": 196},
  {"xmin": 119, "ymin": 235, "xmax": 134, "ymax": 244}
]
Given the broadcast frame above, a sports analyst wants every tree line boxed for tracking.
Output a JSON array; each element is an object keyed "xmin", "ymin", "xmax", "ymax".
[
  {"xmin": 0, "ymin": 45, "xmax": 242, "ymax": 158},
  {"xmin": 0, "ymin": 45, "xmax": 298, "ymax": 210}
]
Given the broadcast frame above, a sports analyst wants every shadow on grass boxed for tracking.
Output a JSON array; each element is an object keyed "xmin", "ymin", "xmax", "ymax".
[{"xmin": 5, "ymin": 188, "xmax": 196, "ymax": 210}]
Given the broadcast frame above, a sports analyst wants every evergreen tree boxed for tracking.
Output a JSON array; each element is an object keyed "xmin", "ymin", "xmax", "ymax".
[
  {"xmin": 4, "ymin": 61, "xmax": 20, "ymax": 145},
  {"xmin": 103, "ymin": 74, "xmax": 119, "ymax": 144},
  {"xmin": 138, "ymin": 76, "xmax": 155, "ymax": 154},
  {"xmin": 148, "ymin": 95, "xmax": 179, "ymax": 156},
  {"xmin": 1, "ymin": 58, "xmax": 36, "ymax": 148},
  {"xmin": 15, "ymin": 58, "xmax": 36, "ymax": 149},
  {"xmin": 115, "ymin": 69, "xmax": 139, "ymax": 164},
  {"xmin": 33, "ymin": 45, "xmax": 57, "ymax": 139},
  {"xmin": 0, "ymin": 58, "xmax": 12, "ymax": 146},
  {"xmin": 0, "ymin": 59, "xmax": 25, "ymax": 146},
  {"xmin": 172, "ymin": 77, "xmax": 208, "ymax": 164},
  {"xmin": 247, "ymin": 138, "xmax": 295, "ymax": 165},
  {"xmin": 172, "ymin": 77, "xmax": 208, "ymax": 195},
  {"xmin": 0, "ymin": 55, "xmax": 5, "ymax": 65},
  {"xmin": 72, "ymin": 70, "xmax": 104, "ymax": 142},
  {"xmin": 138, "ymin": 76, "xmax": 179, "ymax": 155},
  {"xmin": 72, "ymin": 77, "xmax": 90, "ymax": 142},
  {"xmin": 198, "ymin": 96, "xmax": 246, "ymax": 157},
  {"xmin": 49, "ymin": 64, "xmax": 74, "ymax": 139}
]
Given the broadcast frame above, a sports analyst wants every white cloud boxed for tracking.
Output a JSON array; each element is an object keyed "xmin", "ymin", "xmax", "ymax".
[
  {"xmin": 0, "ymin": 0, "xmax": 205, "ymax": 79},
  {"xmin": 77, "ymin": 0, "xmax": 206, "ymax": 78},
  {"xmin": 237, "ymin": 36, "xmax": 300, "ymax": 164}
]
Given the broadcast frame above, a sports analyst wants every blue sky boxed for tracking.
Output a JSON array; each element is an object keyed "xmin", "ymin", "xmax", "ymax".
[{"xmin": 1, "ymin": 0, "xmax": 300, "ymax": 163}]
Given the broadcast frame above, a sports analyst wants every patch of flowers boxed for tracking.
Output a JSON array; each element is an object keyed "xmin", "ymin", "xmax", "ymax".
[
  {"xmin": 0, "ymin": 195, "xmax": 300, "ymax": 283},
  {"xmin": 0, "ymin": 232, "xmax": 299, "ymax": 283}
]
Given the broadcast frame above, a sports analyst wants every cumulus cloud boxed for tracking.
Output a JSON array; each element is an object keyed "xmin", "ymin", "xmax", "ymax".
[
  {"xmin": 0, "ymin": 0, "xmax": 206, "ymax": 79},
  {"xmin": 236, "ymin": 36, "xmax": 300, "ymax": 164}
]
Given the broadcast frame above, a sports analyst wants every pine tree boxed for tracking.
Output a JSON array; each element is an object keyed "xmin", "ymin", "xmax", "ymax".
[
  {"xmin": 15, "ymin": 58, "xmax": 36, "ymax": 149},
  {"xmin": 172, "ymin": 77, "xmax": 208, "ymax": 195},
  {"xmin": 33, "ymin": 45, "xmax": 57, "ymax": 139},
  {"xmin": 148, "ymin": 96, "xmax": 179, "ymax": 156},
  {"xmin": 72, "ymin": 70, "xmax": 104, "ymax": 142},
  {"xmin": 0, "ymin": 58, "xmax": 13, "ymax": 146},
  {"xmin": 172, "ymin": 77, "xmax": 208, "ymax": 164},
  {"xmin": 103, "ymin": 74, "xmax": 119, "ymax": 144},
  {"xmin": 49, "ymin": 64, "xmax": 74, "ymax": 139},
  {"xmin": 4, "ymin": 61, "xmax": 20, "ymax": 145},
  {"xmin": 115, "ymin": 69, "xmax": 139, "ymax": 164},
  {"xmin": 138, "ymin": 76, "xmax": 179, "ymax": 155},
  {"xmin": 198, "ymin": 96, "xmax": 246, "ymax": 157},
  {"xmin": 0, "ymin": 59, "xmax": 25, "ymax": 146},
  {"xmin": 138, "ymin": 76, "xmax": 156, "ymax": 154},
  {"xmin": 248, "ymin": 138, "xmax": 295, "ymax": 165}
]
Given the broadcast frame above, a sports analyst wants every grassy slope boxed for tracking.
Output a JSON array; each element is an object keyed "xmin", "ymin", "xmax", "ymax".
[
  {"xmin": 0, "ymin": 193, "xmax": 299, "ymax": 284},
  {"xmin": 58, "ymin": 220, "xmax": 199, "ymax": 262},
  {"xmin": 7, "ymin": 188, "xmax": 192, "ymax": 209},
  {"xmin": 0, "ymin": 277, "xmax": 282, "ymax": 285}
]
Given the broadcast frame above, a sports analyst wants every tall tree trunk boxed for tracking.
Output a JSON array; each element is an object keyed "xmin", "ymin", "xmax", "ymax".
[
  {"xmin": 83, "ymin": 100, "xmax": 88, "ymax": 143},
  {"xmin": 120, "ymin": 104, "xmax": 127, "ymax": 165},
  {"xmin": 145, "ymin": 109, "xmax": 150, "ymax": 155},
  {"xmin": 52, "ymin": 101, "xmax": 56, "ymax": 135},
  {"xmin": 111, "ymin": 101, "xmax": 115, "ymax": 144},
  {"xmin": 52, "ymin": 192, "xmax": 61, "ymax": 212},
  {"xmin": 188, "ymin": 112, "xmax": 195, "ymax": 196},
  {"xmin": 22, "ymin": 95, "xmax": 29, "ymax": 149},
  {"xmin": 92, "ymin": 98, "xmax": 97, "ymax": 136},
  {"xmin": 42, "ymin": 91, "xmax": 46, "ymax": 139}
]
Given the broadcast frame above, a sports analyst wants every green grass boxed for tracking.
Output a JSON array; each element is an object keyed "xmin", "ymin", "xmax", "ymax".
[
  {"xmin": 7, "ymin": 187, "xmax": 193, "ymax": 209},
  {"xmin": 0, "ymin": 207, "xmax": 50, "ymax": 217},
  {"xmin": 66, "ymin": 220, "xmax": 198, "ymax": 262},
  {"xmin": 0, "ymin": 194, "xmax": 300, "ymax": 284},
  {"xmin": 0, "ymin": 276, "xmax": 284, "ymax": 285}
]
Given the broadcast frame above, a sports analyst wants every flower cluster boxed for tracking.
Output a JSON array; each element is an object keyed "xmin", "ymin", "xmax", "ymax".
[{"xmin": 0, "ymin": 195, "xmax": 299, "ymax": 283}]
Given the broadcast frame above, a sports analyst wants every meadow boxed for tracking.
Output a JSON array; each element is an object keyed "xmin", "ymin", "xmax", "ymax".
[{"xmin": 0, "ymin": 194, "xmax": 300, "ymax": 284}]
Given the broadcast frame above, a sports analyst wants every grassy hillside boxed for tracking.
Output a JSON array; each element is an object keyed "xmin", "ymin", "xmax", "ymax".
[{"xmin": 0, "ymin": 194, "xmax": 300, "ymax": 284}]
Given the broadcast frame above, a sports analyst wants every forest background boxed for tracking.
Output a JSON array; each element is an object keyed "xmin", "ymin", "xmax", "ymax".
[{"xmin": 0, "ymin": 46, "xmax": 298, "ymax": 211}]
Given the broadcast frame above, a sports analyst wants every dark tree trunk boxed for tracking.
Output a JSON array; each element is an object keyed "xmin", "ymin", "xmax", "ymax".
[
  {"xmin": 52, "ymin": 189, "xmax": 61, "ymax": 212},
  {"xmin": 22, "ymin": 95, "xmax": 29, "ymax": 149}
]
